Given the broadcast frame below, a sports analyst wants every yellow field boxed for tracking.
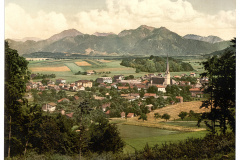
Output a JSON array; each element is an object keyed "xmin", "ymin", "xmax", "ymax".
[
  {"xmin": 29, "ymin": 66, "xmax": 70, "ymax": 72},
  {"xmin": 75, "ymin": 61, "xmax": 92, "ymax": 66},
  {"xmin": 118, "ymin": 101, "xmax": 209, "ymax": 132},
  {"xmin": 148, "ymin": 101, "xmax": 209, "ymax": 121}
]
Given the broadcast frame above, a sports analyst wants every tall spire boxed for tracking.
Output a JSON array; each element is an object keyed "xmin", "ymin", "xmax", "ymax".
[{"xmin": 166, "ymin": 53, "xmax": 169, "ymax": 74}]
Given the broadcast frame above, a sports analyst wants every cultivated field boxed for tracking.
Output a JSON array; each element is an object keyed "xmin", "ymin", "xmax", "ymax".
[
  {"xmin": 75, "ymin": 61, "xmax": 92, "ymax": 66},
  {"xmin": 65, "ymin": 63, "xmax": 85, "ymax": 73},
  {"xmin": 30, "ymin": 66, "xmax": 70, "ymax": 72}
]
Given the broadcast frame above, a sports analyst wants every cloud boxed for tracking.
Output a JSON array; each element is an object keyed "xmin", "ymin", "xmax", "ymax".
[
  {"xmin": 5, "ymin": 0, "xmax": 236, "ymax": 40},
  {"xmin": 5, "ymin": 3, "xmax": 68, "ymax": 39},
  {"xmin": 71, "ymin": 0, "xmax": 235, "ymax": 39}
]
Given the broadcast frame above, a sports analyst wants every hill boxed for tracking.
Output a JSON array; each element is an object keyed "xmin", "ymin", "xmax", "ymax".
[
  {"xmin": 7, "ymin": 25, "xmax": 231, "ymax": 56},
  {"xmin": 183, "ymin": 34, "xmax": 224, "ymax": 43}
]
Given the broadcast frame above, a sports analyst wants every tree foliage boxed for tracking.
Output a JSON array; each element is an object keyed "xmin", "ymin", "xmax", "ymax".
[
  {"xmin": 199, "ymin": 38, "xmax": 236, "ymax": 134},
  {"xmin": 121, "ymin": 56, "xmax": 194, "ymax": 73},
  {"xmin": 4, "ymin": 41, "xmax": 30, "ymax": 157},
  {"xmin": 178, "ymin": 111, "xmax": 188, "ymax": 121}
]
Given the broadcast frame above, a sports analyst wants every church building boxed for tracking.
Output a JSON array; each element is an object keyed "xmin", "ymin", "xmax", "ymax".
[{"xmin": 150, "ymin": 54, "xmax": 174, "ymax": 86}]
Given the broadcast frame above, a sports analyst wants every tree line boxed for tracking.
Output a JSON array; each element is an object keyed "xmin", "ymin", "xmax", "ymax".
[{"xmin": 120, "ymin": 55, "xmax": 194, "ymax": 73}]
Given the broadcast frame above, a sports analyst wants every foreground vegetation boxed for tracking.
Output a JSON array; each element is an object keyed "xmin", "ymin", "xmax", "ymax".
[{"xmin": 10, "ymin": 133, "xmax": 235, "ymax": 160}]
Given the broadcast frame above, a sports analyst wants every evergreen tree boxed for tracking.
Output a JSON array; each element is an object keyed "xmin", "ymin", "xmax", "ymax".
[
  {"xmin": 199, "ymin": 38, "xmax": 236, "ymax": 134},
  {"xmin": 4, "ymin": 41, "xmax": 30, "ymax": 157}
]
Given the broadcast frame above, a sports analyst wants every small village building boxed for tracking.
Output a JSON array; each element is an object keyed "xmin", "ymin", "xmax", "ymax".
[
  {"xmin": 102, "ymin": 103, "xmax": 111, "ymax": 112},
  {"xmin": 61, "ymin": 110, "xmax": 65, "ymax": 115},
  {"xmin": 190, "ymin": 73, "xmax": 196, "ymax": 77},
  {"xmin": 156, "ymin": 85, "xmax": 166, "ymax": 93},
  {"xmin": 97, "ymin": 77, "xmax": 112, "ymax": 84},
  {"xmin": 118, "ymin": 79, "xmax": 141, "ymax": 85},
  {"xmin": 75, "ymin": 80, "xmax": 92, "ymax": 88},
  {"xmin": 144, "ymin": 93, "xmax": 157, "ymax": 98},
  {"xmin": 127, "ymin": 113, "xmax": 134, "ymax": 118},
  {"xmin": 124, "ymin": 96, "xmax": 136, "ymax": 101},
  {"xmin": 59, "ymin": 83, "xmax": 65, "ymax": 89},
  {"xmin": 58, "ymin": 98, "xmax": 70, "ymax": 103},
  {"xmin": 26, "ymin": 86, "xmax": 31, "ymax": 92},
  {"xmin": 42, "ymin": 102, "xmax": 57, "ymax": 112},
  {"xmin": 121, "ymin": 112, "xmax": 126, "ymax": 118},
  {"xmin": 135, "ymin": 84, "xmax": 147, "ymax": 91},
  {"xmin": 113, "ymin": 75, "xmax": 124, "ymax": 82},
  {"xmin": 74, "ymin": 96, "xmax": 79, "ymax": 101},
  {"xmin": 105, "ymin": 110, "xmax": 110, "ymax": 115},
  {"xmin": 56, "ymin": 78, "xmax": 66, "ymax": 84},
  {"xmin": 146, "ymin": 104, "xmax": 153, "ymax": 112},
  {"xmin": 189, "ymin": 88, "xmax": 204, "ymax": 97},
  {"xmin": 176, "ymin": 96, "xmax": 183, "ymax": 103},
  {"xmin": 93, "ymin": 95, "xmax": 106, "ymax": 100},
  {"xmin": 118, "ymin": 86, "xmax": 129, "ymax": 90},
  {"xmin": 87, "ymin": 71, "xmax": 95, "ymax": 75},
  {"xmin": 38, "ymin": 86, "xmax": 47, "ymax": 91},
  {"xmin": 66, "ymin": 112, "xmax": 74, "ymax": 118}
]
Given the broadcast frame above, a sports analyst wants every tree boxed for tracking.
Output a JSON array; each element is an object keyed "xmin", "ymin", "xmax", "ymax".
[
  {"xmin": 199, "ymin": 39, "xmax": 236, "ymax": 134},
  {"xmin": 5, "ymin": 41, "xmax": 30, "ymax": 157},
  {"xmin": 88, "ymin": 112, "xmax": 125, "ymax": 154},
  {"xmin": 154, "ymin": 113, "xmax": 161, "ymax": 121},
  {"xmin": 138, "ymin": 113, "xmax": 147, "ymax": 121},
  {"xmin": 162, "ymin": 113, "xmax": 170, "ymax": 121},
  {"xmin": 147, "ymin": 86, "xmax": 158, "ymax": 94},
  {"xmin": 178, "ymin": 111, "xmax": 188, "ymax": 121},
  {"xmin": 188, "ymin": 110, "xmax": 195, "ymax": 121}
]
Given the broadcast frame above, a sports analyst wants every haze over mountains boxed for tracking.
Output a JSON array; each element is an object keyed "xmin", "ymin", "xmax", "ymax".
[{"xmin": 6, "ymin": 25, "xmax": 231, "ymax": 57}]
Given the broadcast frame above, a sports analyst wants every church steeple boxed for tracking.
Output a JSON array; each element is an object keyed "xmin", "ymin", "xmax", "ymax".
[
  {"xmin": 166, "ymin": 53, "xmax": 169, "ymax": 74},
  {"xmin": 164, "ymin": 53, "xmax": 171, "ymax": 86}
]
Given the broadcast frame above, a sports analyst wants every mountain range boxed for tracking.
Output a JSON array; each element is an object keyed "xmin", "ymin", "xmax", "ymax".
[
  {"xmin": 183, "ymin": 34, "xmax": 224, "ymax": 43},
  {"xmin": 6, "ymin": 25, "xmax": 231, "ymax": 57}
]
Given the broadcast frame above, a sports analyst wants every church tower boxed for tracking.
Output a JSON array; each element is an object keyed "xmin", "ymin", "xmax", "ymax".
[{"xmin": 165, "ymin": 53, "xmax": 171, "ymax": 85}]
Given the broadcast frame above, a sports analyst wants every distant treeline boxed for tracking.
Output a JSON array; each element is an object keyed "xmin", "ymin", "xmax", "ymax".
[
  {"xmin": 120, "ymin": 55, "xmax": 194, "ymax": 73},
  {"xmin": 32, "ymin": 73, "xmax": 56, "ymax": 79}
]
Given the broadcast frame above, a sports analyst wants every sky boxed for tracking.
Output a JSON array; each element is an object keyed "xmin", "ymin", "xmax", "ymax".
[{"xmin": 4, "ymin": 0, "xmax": 236, "ymax": 40}]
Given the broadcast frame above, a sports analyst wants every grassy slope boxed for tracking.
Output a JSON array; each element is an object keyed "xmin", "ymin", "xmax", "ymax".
[{"xmin": 117, "ymin": 124, "xmax": 208, "ymax": 153}]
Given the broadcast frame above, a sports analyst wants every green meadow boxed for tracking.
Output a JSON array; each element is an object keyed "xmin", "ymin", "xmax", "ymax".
[{"xmin": 117, "ymin": 124, "xmax": 208, "ymax": 153}]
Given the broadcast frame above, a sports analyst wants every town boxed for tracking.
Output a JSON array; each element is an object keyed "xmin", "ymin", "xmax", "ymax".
[{"xmin": 25, "ymin": 57, "xmax": 207, "ymax": 120}]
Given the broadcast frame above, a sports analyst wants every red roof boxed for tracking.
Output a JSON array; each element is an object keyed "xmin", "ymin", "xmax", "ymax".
[
  {"xmin": 189, "ymin": 88, "xmax": 204, "ymax": 92},
  {"xmin": 176, "ymin": 96, "xmax": 183, "ymax": 99},
  {"xmin": 66, "ymin": 112, "xmax": 74, "ymax": 118},
  {"xmin": 58, "ymin": 98, "xmax": 69, "ymax": 103},
  {"xmin": 105, "ymin": 110, "xmax": 110, "ymax": 114},
  {"xmin": 127, "ymin": 113, "xmax": 134, "ymax": 118},
  {"xmin": 102, "ymin": 103, "xmax": 111, "ymax": 108},
  {"xmin": 118, "ymin": 86, "xmax": 129, "ymax": 90},
  {"xmin": 156, "ymin": 85, "xmax": 165, "ymax": 88},
  {"xmin": 144, "ymin": 93, "xmax": 156, "ymax": 97},
  {"xmin": 74, "ymin": 96, "xmax": 79, "ymax": 100}
]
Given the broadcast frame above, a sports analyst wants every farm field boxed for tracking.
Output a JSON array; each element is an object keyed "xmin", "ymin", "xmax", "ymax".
[
  {"xmin": 110, "ymin": 101, "xmax": 210, "ymax": 153},
  {"xmin": 28, "ymin": 58, "xmax": 206, "ymax": 83},
  {"xmin": 117, "ymin": 124, "xmax": 208, "ymax": 153}
]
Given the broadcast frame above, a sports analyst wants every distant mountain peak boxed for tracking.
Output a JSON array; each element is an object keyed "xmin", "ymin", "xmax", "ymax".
[
  {"xmin": 183, "ymin": 34, "xmax": 224, "ymax": 43},
  {"xmin": 48, "ymin": 29, "xmax": 83, "ymax": 41},
  {"xmin": 13, "ymin": 37, "xmax": 42, "ymax": 42},
  {"xmin": 138, "ymin": 25, "xmax": 155, "ymax": 31}
]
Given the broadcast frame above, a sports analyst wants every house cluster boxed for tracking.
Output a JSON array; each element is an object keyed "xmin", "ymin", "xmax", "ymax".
[{"xmin": 26, "ymin": 78, "xmax": 94, "ymax": 92}]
